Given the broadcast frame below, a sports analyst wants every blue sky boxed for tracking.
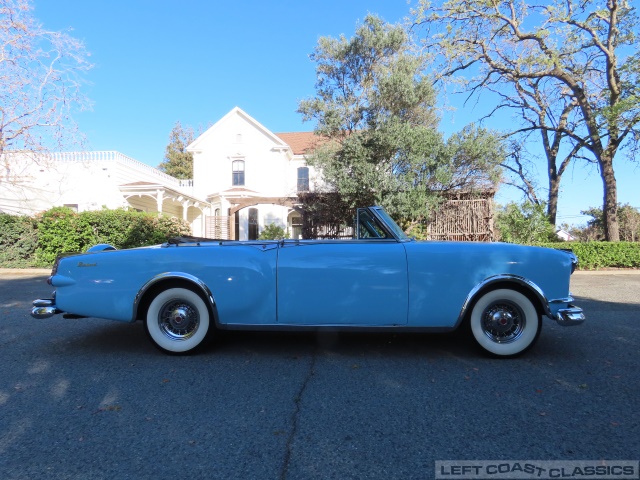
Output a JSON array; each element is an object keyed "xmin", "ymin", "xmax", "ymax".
[{"xmin": 34, "ymin": 0, "xmax": 637, "ymax": 226}]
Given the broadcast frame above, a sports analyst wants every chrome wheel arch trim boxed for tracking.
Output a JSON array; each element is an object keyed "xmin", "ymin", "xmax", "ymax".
[
  {"xmin": 133, "ymin": 272, "xmax": 217, "ymax": 322},
  {"xmin": 457, "ymin": 274, "xmax": 551, "ymax": 327}
]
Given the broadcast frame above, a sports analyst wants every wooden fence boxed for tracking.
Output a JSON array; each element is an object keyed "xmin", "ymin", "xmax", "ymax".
[
  {"xmin": 426, "ymin": 197, "xmax": 494, "ymax": 241},
  {"xmin": 205, "ymin": 215, "xmax": 230, "ymax": 239}
]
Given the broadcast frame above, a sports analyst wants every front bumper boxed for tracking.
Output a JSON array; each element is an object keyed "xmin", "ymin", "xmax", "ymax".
[
  {"xmin": 555, "ymin": 305, "xmax": 585, "ymax": 326},
  {"xmin": 31, "ymin": 298, "xmax": 60, "ymax": 319}
]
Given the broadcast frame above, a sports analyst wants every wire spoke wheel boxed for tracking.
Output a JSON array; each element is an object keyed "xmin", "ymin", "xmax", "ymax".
[
  {"xmin": 158, "ymin": 299, "xmax": 200, "ymax": 340},
  {"xmin": 469, "ymin": 289, "xmax": 541, "ymax": 357},
  {"xmin": 480, "ymin": 300, "xmax": 525, "ymax": 344},
  {"xmin": 145, "ymin": 288, "xmax": 211, "ymax": 354}
]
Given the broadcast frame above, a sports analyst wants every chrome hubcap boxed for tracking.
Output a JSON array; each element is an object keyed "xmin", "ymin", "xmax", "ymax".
[
  {"xmin": 158, "ymin": 300, "xmax": 199, "ymax": 341},
  {"xmin": 481, "ymin": 301, "xmax": 525, "ymax": 343}
]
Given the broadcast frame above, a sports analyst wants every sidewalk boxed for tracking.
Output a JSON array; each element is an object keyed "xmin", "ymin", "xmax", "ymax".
[{"xmin": 0, "ymin": 268, "xmax": 52, "ymax": 276}]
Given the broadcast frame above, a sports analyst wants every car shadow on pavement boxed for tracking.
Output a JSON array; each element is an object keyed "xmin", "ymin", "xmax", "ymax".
[{"xmin": 34, "ymin": 318, "xmax": 482, "ymax": 360}]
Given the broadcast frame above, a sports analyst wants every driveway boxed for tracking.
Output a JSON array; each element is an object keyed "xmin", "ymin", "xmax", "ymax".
[{"xmin": 0, "ymin": 270, "xmax": 638, "ymax": 479}]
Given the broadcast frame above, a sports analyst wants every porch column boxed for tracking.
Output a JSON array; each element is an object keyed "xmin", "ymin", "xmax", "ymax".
[
  {"xmin": 182, "ymin": 200, "xmax": 190, "ymax": 221},
  {"xmin": 156, "ymin": 189, "xmax": 164, "ymax": 216}
]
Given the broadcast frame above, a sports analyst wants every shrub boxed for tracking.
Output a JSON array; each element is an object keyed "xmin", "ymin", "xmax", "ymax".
[
  {"xmin": 258, "ymin": 223, "xmax": 289, "ymax": 240},
  {"xmin": 0, "ymin": 207, "xmax": 193, "ymax": 268},
  {"xmin": 495, "ymin": 201, "xmax": 557, "ymax": 244},
  {"xmin": 0, "ymin": 213, "xmax": 39, "ymax": 267},
  {"xmin": 535, "ymin": 242, "xmax": 640, "ymax": 270},
  {"xmin": 35, "ymin": 207, "xmax": 94, "ymax": 266}
]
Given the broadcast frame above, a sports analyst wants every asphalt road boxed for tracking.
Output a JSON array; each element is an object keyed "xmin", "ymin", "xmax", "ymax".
[{"xmin": 0, "ymin": 270, "xmax": 638, "ymax": 480}]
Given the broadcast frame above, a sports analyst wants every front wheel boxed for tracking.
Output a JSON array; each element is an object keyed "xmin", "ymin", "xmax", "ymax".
[
  {"xmin": 469, "ymin": 289, "xmax": 541, "ymax": 357},
  {"xmin": 145, "ymin": 287, "xmax": 211, "ymax": 354}
]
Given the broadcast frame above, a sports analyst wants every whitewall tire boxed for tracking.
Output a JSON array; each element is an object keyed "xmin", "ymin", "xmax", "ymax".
[
  {"xmin": 145, "ymin": 288, "xmax": 211, "ymax": 354},
  {"xmin": 469, "ymin": 289, "xmax": 541, "ymax": 357}
]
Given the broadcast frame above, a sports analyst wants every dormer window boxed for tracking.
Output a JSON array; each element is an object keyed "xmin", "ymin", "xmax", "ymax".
[{"xmin": 232, "ymin": 160, "xmax": 245, "ymax": 186}]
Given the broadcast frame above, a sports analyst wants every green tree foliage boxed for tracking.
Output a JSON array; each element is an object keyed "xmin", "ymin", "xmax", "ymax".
[
  {"xmin": 298, "ymin": 15, "xmax": 503, "ymax": 225},
  {"xmin": 158, "ymin": 121, "xmax": 195, "ymax": 179},
  {"xmin": 577, "ymin": 204, "xmax": 640, "ymax": 242},
  {"xmin": 495, "ymin": 201, "xmax": 556, "ymax": 244},
  {"xmin": 258, "ymin": 223, "xmax": 289, "ymax": 240},
  {"xmin": 414, "ymin": 0, "xmax": 640, "ymax": 241}
]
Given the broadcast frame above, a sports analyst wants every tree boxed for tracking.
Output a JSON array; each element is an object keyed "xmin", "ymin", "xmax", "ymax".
[
  {"xmin": 499, "ymin": 139, "xmax": 542, "ymax": 207},
  {"xmin": 496, "ymin": 78, "xmax": 589, "ymax": 226},
  {"xmin": 415, "ymin": 0, "xmax": 640, "ymax": 241},
  {"xmin": 158, "ymin": 122, "xmax": 195, "ymax": 179},
  {"xmin": 579, "ymin": 203, "xmax": 640, "ymax": 241},
  {"xmin": 0, "ymin": 0, "xmax": 92, "ymax": 160},
  {"xmin": 298, "ymin": 15, "xmax": 503, "ymax": 224},
  {"xmin": 495, "ymin": 201, "xmax": 556, "ymax": 244}
]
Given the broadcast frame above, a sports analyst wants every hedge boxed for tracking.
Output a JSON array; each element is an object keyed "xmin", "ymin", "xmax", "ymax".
[
  {"xmin": 0, "ymin": 207, "xmax": 191, "ymax": 268},
  {"xmin": 0, "ymin": 214, "xmax": 39, "ymax": 268},
  {"xmin": 535, "ymin": 242, "xmax": 640, "ymax": 270},
  {"xmin": 2, "ymin": 208, "xmax": 638, "ymax": 270}
]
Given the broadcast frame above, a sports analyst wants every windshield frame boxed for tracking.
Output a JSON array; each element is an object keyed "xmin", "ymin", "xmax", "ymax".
[{"xmin": 366, "ymin": 206, "xmax": 411, "ymax": 242}]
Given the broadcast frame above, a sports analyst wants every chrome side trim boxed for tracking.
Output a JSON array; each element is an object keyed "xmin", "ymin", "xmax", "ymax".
[
  {"xmin": 216, "ymin": 323, "xmax": 456, "ymax": 333},
  {"xmin": 457, "ymin": 274, "xmax": 551, "ymax": 326},
  {"xmin": 133, "ymin": 272, "xmax": 217, "ymax": 321}
]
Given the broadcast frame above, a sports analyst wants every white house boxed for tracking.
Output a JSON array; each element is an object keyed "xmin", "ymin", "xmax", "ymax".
[
  {"xmin": 0, "ymin": 107, "xmax": 321, "ymax": 240},
  {"xmin": 187, "ymin": 107, "xmax": 321, "ymax": 240},
  {"xmin": 556, "ymin": 229, "xmax": 577, "ymax": 242}
]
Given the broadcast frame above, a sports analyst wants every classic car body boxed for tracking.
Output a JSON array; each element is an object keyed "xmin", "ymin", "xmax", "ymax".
[{"xmin": 32, "ymin": 206, "xmax": 584, "ymax": 357}]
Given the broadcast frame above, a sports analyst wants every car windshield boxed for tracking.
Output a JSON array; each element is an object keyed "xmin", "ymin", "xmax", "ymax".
[{"xmin": 372, "ymin": 207, "xmax": 410, "ymax": 241}]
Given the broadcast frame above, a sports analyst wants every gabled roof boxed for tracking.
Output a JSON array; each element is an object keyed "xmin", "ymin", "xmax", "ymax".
[
  {"xmin": 187, "ymin": 106, "xmax": 289, "ymax": 152},
  {"xmin": 275, "ymin": 132, "xmax": 324, "ymax": 155},
  {"xmin": 186, "ymin": 106, "xmax": 327, "ymax": 157}
]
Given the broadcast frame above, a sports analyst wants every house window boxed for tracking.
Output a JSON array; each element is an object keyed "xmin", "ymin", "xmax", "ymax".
[
  {"xmin": 232, "ymin": 160, "xmax": 245, "ymax": 186},
  {"xmin": 248, "ymin": 208, "xmax": 259, "ymax": 240},
  {"xmin": 297, "ymin": 167, "xmax": 309, "ymax": 192},
  {"xmin": 64, "ymin": 204, "xmax": 79, "ymax": 213}
]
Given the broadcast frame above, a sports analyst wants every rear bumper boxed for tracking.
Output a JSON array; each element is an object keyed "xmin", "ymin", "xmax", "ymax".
[
  {"xmin": 31, "ymin": 299, "xmax": 61, "ymax": 319},
  {"xmin": 555, "ymin": 305, "xmax": 585, "ymax": 326}
]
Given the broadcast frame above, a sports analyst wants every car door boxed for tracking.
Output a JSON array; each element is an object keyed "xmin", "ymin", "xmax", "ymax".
[{"xmin": 276, "ymin": 239, "xmax": 408, "ymax": 326}]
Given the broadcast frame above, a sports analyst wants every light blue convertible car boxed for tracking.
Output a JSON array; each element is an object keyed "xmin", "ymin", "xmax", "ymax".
[{"xmin": 31, "ymin": 206, "xmax": 584, "ymax": 357}]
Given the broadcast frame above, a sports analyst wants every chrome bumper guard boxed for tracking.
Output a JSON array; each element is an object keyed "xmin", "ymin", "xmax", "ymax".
[
  {"xmin": 31, "ymin": 299, "xmax": 61, "ymax": 319},
  {"xmin": 555, "ymin": 305, "xmax": 585, "ymax": 326}
]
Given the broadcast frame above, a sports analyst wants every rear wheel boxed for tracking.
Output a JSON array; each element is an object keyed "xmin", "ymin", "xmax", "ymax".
[
  {"xmin": 145, "ymin": 287, "xmax": 211, "ymax": 354},
  {"xmin": 469, "ymin": 289, "xmax": 541, "ymax": 357}
]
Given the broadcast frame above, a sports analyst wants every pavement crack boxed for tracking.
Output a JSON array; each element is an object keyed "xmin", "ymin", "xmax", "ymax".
[{"xmin": 280, "ymin": 348, "xmax": 317, "ymax": 480}]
